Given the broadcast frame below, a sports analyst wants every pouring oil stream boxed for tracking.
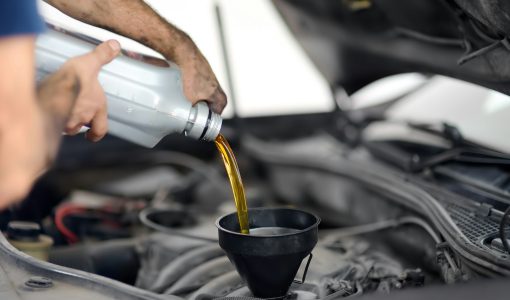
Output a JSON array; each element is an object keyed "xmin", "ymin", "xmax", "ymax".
[{"xmin": 215, "ymin": 134, "xmax": 250, "ymax": 234}]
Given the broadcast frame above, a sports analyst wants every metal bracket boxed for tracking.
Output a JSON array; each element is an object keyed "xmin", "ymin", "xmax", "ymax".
[{"xmin": 293, "ymin": 253, "xmax": 313, "ymax": 284}]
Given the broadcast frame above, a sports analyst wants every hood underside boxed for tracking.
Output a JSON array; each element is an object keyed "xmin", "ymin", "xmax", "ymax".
[{"xmin": 274, "ymin": 0, "xmax": 510, "ymax": 95}]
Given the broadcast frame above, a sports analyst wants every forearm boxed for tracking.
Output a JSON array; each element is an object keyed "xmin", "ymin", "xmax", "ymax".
[
  {"xmin": 0, "ymin": 35, "xmax": 87, "ymax": 134},
  {"xmin": 0, "ymin": 36, "xmax": 77, "ymax": 196},
  {"xmin": 44, "ymin": 0, "xmax": 227, "ymax": 113},
  {"xmin": 0, "ymin": 35, "xmax": 78, "ymax": 132},
  {"xmin": 0, "ymin": 36, "xmax": 38, "ymax": 127},
  {"xmin": 44, "ymin": 0, "xmax": 195, "ymax": 64}
]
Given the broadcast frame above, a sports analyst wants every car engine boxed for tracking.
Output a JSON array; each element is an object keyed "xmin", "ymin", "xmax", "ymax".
[{"xmin": 0, "ymin": 130, "xmax": 469, "ymax": 300}]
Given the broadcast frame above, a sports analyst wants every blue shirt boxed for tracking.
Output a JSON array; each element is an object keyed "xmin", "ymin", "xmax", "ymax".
[{"xmin": 0, "ymin": 1, "xmax": 45, "ymax": 37}]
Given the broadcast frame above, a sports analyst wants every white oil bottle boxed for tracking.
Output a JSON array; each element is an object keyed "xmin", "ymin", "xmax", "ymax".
[{"xmin": 35, "ymin": 26, "xmax": 222, "ymax": 147}]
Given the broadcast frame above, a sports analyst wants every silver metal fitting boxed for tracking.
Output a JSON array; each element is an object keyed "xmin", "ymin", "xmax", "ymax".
[{"xmin": 185, "ymin": 102, "xmax": 222, "ymax": 141}]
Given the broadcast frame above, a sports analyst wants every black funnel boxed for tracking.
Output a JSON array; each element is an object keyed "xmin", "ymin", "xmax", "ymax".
[{"xmin": 216, "ymin": 208, "xmax": 320, "ymax": 299}]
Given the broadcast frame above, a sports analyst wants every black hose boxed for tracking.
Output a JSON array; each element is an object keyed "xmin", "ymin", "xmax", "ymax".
[
  {"xmin": 499, "ymin": 206, "xmax": 510, "ymax": 254},
  {"xmin": 139, "ymin": 208, "xmax": 217, "ymax": 243},
  {"xmin": 395, "ymin": 27, "xmax": 464, "ymax": 47}
]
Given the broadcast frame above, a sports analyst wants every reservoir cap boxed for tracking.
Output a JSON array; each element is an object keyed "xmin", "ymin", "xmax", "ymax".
[{"xmin": 7, "ymin": 221, "xmax": 41, "ymax": 242}]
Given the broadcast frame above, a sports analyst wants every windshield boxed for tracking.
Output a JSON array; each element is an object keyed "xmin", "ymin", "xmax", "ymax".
[{"xmin": 374, "ymin": 75, "xmax": 510, "ymax": 153}]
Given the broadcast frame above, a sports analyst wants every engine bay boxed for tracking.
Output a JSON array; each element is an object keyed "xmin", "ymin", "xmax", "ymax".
[{"xmin": 3, "ymin": 116, "xmax": 509, "ymax": 299}]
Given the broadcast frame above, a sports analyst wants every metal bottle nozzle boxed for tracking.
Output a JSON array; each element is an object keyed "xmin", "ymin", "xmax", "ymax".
[{"xmin": 184, "ymin": 101, "xmax": 222, "ymax": 142}]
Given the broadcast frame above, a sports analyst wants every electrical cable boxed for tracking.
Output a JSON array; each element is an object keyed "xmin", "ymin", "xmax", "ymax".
[
  {"xmin": 55, "ymin": 203, "xmax": 126, "ymax": 244},
  {"xmin": 322, "ymin": 216, "xmax": 442, "ymax": 243},
  {"xmin": 57, "ymin": 150, "xmax": 229, "ymax": 242},
  {"xmin": 55, "ymin": 204, "xmax": 86, "ymax": 244},
  {"xmin": 320, "ymin": 216, "xmax": 460, "ymax": 276},
  {"xmin": 458, "ymin": 38, "xmax": 510, "ymax": 65},
  {"xmin": 499, "ymin": 206, "xmax": 510, "ymax": 254},
  {"xmin": 395, "ymin": 27, "xmax": 464, "ymax": 47}
]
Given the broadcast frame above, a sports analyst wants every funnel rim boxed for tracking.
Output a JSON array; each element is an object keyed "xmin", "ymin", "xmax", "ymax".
[{"xmin": 215, "ymin": 207, "xmax": 320, "ymax": 238}]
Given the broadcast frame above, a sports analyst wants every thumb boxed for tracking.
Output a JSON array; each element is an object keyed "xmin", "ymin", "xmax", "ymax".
[{"xmin": 89, "ymin": 40, "xmax": 121, "ymax": 67}]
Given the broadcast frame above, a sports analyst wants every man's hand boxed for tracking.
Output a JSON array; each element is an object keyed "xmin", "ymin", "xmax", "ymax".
[
  {"xmin": 45, "ymin": 0, "xmax": 228, "ymax": 114},
  {"xmin": 176, "ymin": 42, "xmax": 227, "ymax": 114},
  {"xmin": 62, "ymin": 40, "xmax": 120, "ymax": 142}
]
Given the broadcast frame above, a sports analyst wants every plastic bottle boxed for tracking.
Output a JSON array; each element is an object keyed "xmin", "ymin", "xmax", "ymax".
[{"xmin": 35, "ymin": 26, "xmax": 222, "ymax": 148}]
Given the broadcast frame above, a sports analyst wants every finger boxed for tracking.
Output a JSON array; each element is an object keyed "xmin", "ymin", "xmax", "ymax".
[
  {"xmin": 85, "ymin": 103, "xmax": 108, "ymax": 142},
  {"xmin": 65, "ymin": 102, "xmax": 96, "ymax": 134},
  {"xmin": 64, "ymin": 123, "xmax": 84, "ymax": 136},
  {"xmin": 87, "ymin": 40, "xmax": 121, "ymax": 68},
  {"xmin": 210, "ymin": 87, "xmax": 227, "ymax": 114},
  {"xmin": 65, "ymin": 110, "xmax": 91, "ymax": 134}
]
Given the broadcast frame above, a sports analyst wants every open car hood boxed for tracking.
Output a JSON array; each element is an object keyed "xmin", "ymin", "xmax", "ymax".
[{"xmin": 273, "ymin": 0, "xmax": 510, "ymax": 95}]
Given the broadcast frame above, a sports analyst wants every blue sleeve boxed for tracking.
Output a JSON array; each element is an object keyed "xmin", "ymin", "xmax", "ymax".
[{"xmin": 0, "ymin": 1, "xmax": 45, "ymax": 37}]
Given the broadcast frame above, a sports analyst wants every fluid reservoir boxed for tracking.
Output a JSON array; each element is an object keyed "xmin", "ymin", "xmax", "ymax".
[{"xmin": 6, "ymin": 221, "xmax": 53, "ymax": 261}]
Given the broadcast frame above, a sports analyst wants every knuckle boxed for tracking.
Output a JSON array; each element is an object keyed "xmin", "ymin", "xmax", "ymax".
[
  {"xmin": 95, "ymin": 123, "xmax": 108, "ymax": 136},
  {"xmin": 94, "ymin": 133, "xmax": 106, "ymax": 141},
  {"xmin": 87, "ymin": 130, "xmax": 105, "ymax": 142},
  {"xmin": 66, "ymin": 129, "xmax": 80, "ymax": 136},
  {"xmin": 98, "ymin": 116, "xmax": 109, "ymax": 130},
  {"xmin": 211, "ymin": 89, "xmax": 227, "ymax": 111},
  {"xmin": 87, "ymin": 116, "xmax": 108, "ymax": 142},
  {"xmin": 65, "ymin": 123, "xmax": 80, "ymax": 134},
  {"xmin": 97, "ymin": 128, "xmax": 108, "ymax": 137},
  {"xmin": 65, "ymin": 122, "xmax": 76, "ymax": 131},
  {"xmin": 218, "ymin": 91, "xmax": 227, "ymax": 104}
]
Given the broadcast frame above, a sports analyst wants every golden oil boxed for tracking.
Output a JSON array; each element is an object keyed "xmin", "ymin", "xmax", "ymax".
[{"xmin": 215, "ymin": 134, "xmax": 250, "ymax": 234}]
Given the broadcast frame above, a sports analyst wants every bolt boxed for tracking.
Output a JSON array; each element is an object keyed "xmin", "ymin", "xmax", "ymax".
[{"xmin": 25, "ymin": 276, "xmax": 53, "ymax": 289}]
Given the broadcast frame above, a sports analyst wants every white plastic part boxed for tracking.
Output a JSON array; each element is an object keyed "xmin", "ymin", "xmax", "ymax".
[{"xmin": 35, "ymin": 27, "xmax": 221, "ymax": 148}]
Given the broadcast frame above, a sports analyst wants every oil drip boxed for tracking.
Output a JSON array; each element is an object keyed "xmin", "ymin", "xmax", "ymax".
[{"xmin": 215, "ymin": 134, "xmax": 250, "ymax": 234}]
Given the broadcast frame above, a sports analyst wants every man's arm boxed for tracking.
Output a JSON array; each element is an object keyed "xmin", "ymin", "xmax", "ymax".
[
  {"xmin": 0, "ymin": 35, "xmax": 75, "ymax": 206},
  {"xmin": 45, "ymin": 0, "xmax": 227, "ymax": 114}
]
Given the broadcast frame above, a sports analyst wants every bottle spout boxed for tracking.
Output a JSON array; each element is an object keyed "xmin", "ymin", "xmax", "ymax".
[
  {"xmin": 185, "ymin": 101, "xmax": 222, "ymax": 141},
  {"xmin": 201, "ymin": 111, "xmax": 222, "ymax": 141}
]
